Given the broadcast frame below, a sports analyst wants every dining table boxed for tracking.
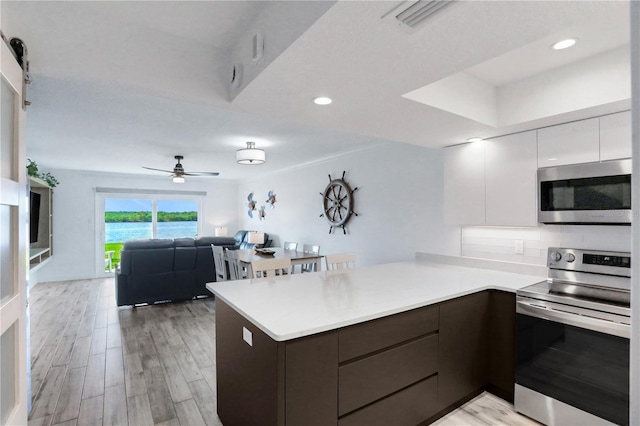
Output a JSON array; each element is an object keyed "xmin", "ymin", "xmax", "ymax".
[{"xmin": 231, "ymin": 247, "xmax": 323, "ymax": 277}]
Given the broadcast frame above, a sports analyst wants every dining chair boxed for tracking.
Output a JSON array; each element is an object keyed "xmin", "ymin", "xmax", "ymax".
[
  {"xmin": 211, "ymin": 245, "xmax": 228, "ymax": 281},
  {"xmin": 250, "ymin": 257, "xmax": 292, "ymax": 279},
  {"xmin": 226, "ymin": 248, "xmax": 244, "ymax": 280},
  {"xmin": 325, "ymin": 253, "xmax": 356, "ymax": 271},
  {"xmin": 300, "ymin": 244, "xmax": 321, "ymax": 273},
  {"xmin": 283, "ymin": 241, "xmax": 298, "ymax": 251}
]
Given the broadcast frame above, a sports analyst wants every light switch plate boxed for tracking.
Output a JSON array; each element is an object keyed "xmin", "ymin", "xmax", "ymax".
[{"xmin": 242, "ymin": 326, "xmax": 253, "ymax": 346}]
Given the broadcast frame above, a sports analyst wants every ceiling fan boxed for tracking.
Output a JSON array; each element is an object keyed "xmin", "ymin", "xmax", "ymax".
[{"xmin": 143, "ymin": 155, "xmax": 219, "ymax": 183}]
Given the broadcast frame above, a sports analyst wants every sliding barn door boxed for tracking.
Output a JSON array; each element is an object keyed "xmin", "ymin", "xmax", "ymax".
[{"xmin": 0, "ymin": 38, "xmax": 28, "ymax": 425}]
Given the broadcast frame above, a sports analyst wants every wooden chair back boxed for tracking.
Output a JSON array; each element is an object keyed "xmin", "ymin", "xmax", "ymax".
[
  {"xmin": 325, "ymin": 253, "xmax": 356, "ymax": 271},
  {"xmin": 250, "ymin": 257, "xmax": 292, "ymax": 279},
  {"xmin": 283, "ymin": 241, "xmax": 298, "ymax": 251},
  {"xmin": 211, "ymin": 245, "xmax": 227, "ymax": 281},
  {"xmin": 300, "ymin": 244, "xmax": 321, "ymax": 273},
  {"xmin": 226, "ymin": 249, "xmax": 243, "ymax": 280}
]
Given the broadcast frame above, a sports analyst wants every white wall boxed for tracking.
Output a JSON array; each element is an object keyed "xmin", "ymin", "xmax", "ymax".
[
  {"xmin": 462, "ymin": 225, "xmax": 631, "ymax": 265},
  {"xmin": 36, "ymin": 170, "xmax": 238, "ymax": 283},
  {"xmin": 236, "ymin": 142, "xmax": 460, "ymax": 267}
]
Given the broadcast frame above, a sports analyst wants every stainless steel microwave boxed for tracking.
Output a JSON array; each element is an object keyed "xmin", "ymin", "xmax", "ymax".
[{"xmin": 538, "ymin": 159, "xmax": 632, "ymax": 224}]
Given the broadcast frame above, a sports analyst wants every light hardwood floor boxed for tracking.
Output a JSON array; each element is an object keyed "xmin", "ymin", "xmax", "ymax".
[
  {"xmin": 28, "ymin": 278, "xmax": 539, "ymax": 426},
  {"xmin": 28, "ymin": 278, "xmax": 221, "ymax": 426}
]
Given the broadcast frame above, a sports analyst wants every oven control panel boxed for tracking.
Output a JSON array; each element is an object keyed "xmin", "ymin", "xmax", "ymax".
[{"xmin": 547, "ymin": 247, "xmax": 631, "ymax": 276}]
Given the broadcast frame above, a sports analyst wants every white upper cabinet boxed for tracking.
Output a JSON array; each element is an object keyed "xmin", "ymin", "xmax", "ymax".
[
  {"xmin": 444, "ymin": 142, "xmax": 485, "ymax": 225},
  {"xmin": 444, "ymin": 111, "xmax": 631, "ymax": 227},
  {"xmin": 600, "ymin": 111, "xmax": 632, "ymax": 161},
  {"xmin": 484, "ymin": 131, "xmax": 538, "ymax": 226},
  {"xmin": 537, "ymin": 117, "xmax": 600, "ymax": 167}
]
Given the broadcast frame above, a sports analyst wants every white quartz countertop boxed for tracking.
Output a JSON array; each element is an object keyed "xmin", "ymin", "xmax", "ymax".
[{"xmin": 206, "ymin": 261, "xmax": 545, "ymax": 342}]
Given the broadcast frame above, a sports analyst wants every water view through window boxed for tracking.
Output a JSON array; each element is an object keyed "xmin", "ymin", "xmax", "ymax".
[{"xmin": 104, "ymin": 198, "xmax": 198, "ymax": 271}]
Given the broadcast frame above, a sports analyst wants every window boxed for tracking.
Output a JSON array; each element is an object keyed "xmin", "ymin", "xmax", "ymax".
[{"xmin": 96, "ymin": 190, "xmax": 204, "ymax": 275}]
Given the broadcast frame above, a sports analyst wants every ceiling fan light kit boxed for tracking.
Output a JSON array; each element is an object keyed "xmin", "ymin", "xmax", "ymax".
[
  {"xmin": 236, "ymin": 142, "xmax": 266, "ymax": 165},
  {"xmin": 142, "ymin": 155, "xmax": 220, "ymax": 183}
]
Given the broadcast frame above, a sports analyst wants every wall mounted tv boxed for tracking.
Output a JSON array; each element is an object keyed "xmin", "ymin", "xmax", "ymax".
[{"xmin": 29, "ymin": 190, "xmax": 41, "ymax": 244}]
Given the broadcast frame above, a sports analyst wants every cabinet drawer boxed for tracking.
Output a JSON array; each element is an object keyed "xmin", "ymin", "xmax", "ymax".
[
  {"xmin": 338, "ymin": 304, "xmax": 438, "ymax": 362},
  {"xmin": 338, "ymin": 375, "xmax": 438, "ymax": 426},
  {"xmin": 338, "ymin": 334, "xmax": 438, "ymax": 416}
]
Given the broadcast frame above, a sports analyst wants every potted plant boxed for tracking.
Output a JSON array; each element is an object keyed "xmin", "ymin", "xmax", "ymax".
[{"xmin": 27, "ymin": 159, "xmax": 59, "ymax": 188}]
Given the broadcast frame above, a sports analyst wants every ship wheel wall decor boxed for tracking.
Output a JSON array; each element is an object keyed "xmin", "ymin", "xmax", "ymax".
[{"xmin": 319, "ymin": 171, "xmax": 359, "ymax": 234}]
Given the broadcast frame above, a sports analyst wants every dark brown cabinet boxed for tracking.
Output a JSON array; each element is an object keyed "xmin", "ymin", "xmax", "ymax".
[
  {"xmin": 437, "ymin": 290, "xmax": 516, "ymax": 414},
  {"xmin": 437, "ymin": 291, "xmax": 489, "ymax": 411},
  {"xmin": 215, "ymin": 290, "xmax": 516, "ymax": 426},
  {"xmin": 488, "ymin": 291, "xmax": 516, "ymax": 401}
]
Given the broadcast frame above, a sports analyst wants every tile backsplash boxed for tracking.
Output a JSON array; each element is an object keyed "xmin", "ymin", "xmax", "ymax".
[{"xmin": 462, "ymin": 225, "xmax": 631, "ymax": 266}]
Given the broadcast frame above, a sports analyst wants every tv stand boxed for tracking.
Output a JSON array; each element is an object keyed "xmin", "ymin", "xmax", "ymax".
[{"xmin": 29, "ymin": 177, "xmax": 52, "ymax": 270}]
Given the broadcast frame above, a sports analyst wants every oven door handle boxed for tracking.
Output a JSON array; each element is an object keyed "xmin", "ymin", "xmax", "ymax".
[{"xmin": 516, "ymin": 299, "xmax": 629, "ymax": 339}]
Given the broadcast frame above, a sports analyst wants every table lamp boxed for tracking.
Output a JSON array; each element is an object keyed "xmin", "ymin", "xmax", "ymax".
[
  {"xmin": 248, "ymin": 231, "xmax": 264, "ymax": 245},
  {"xmin": 214, "ymin": 226, "xmax": 228, "ymax": 237}
]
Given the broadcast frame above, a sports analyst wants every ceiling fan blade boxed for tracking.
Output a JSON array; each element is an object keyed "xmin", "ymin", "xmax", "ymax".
[
  {"xmin": 183, "ymin": 172, "xmax": 220, "ymax": 176},
  {"xmin": 142, "ymin": 166, "xmax": 173, "ymax": 173}
]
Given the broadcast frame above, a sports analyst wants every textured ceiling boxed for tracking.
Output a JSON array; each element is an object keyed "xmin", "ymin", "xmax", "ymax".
[{"xmin": 1, "ymin": 1, "xmax": 631, "ymax": 181}]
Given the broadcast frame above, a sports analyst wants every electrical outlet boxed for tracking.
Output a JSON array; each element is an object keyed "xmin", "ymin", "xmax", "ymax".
[
  {"xmin": 243, "ymin": 327, "xmax": 253, "ymax": 346},
  {"xmin": 514, "ymin": 240, "xmax": 524, "ymax": 255}
]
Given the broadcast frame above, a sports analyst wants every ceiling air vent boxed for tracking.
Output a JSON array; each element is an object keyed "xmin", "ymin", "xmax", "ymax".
[{"xmin": 382, "ymin": 0, "xmax": 456, "ymax": 34}]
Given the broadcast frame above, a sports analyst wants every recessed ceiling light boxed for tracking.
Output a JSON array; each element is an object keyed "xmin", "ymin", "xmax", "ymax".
[
  {"xmin": 313, "ymin": 96, "xmax": 332, "ymax": 105},
  {"xmin": 467, "ymin": 137, "xmax": 483, "ymax": 143},
  {"xmin": 552, "ymin": 38, "xmax": 577, "ymax": 50}
]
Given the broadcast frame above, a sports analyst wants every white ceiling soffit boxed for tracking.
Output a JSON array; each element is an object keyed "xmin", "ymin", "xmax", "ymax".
[
  {"xmin": 403, "ymin": 28, "xmax": 630, "ymax": 129},
  {"xmin": 231, "ymin": 1, "xmax": 630, "ymax": 150},
  {"xmin": 228, "ymin": 1, "xmax": 336, "ymax": 101},
  {"xmin": 382, "ymin": 0, "xmax": 456, "ymax": 34}
]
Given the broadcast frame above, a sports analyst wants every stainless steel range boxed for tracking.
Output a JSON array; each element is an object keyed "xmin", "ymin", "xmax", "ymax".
[{"xmin": 515, "ymin": 247, "xmax": 630, "ymax": 426}]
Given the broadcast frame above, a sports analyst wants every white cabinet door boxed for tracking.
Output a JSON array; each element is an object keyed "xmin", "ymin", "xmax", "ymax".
[
  {"xmin": 537, "ymin": 117, "xmax": 599, "ymax": 167},
  {"xmin": 443, "ymin": 142, "xmax": 485, "ymax": 225},
  {"xmin": 484, "ymin": 131, "xmax": 538, "ymax": 226},
  {"xmin": 600, "ymin": 111, "xmax": 631, "ymax": 161}
]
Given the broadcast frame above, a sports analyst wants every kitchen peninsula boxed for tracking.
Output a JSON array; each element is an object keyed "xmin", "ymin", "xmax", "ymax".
[{"xmin": 206, "ymin": 261, "xmax": 544, "ymax": 426}]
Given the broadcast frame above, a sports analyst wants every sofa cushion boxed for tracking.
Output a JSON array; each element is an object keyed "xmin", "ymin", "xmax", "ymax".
[
  {"xmin": 174, "ymin": 246, "xmax": 197, "ymax": 271},
  {"xmin": 122, "ymin": 247, "xmax": 175, "ymax": 275},
  {"xmin": 195, "ymin": 236, "xmax": 236, "ymax": 247},
  {"xmin": 123, "ymin": 239, "xmax": 175, "ymax": 250},
  {"xmin": 174, "ymin": 237, "xmax": 195, "ymax": 247}
]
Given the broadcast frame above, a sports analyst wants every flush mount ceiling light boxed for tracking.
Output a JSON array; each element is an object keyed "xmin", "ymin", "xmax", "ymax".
[
  {"xmin": 552, "ymin": 38, "xmax": 577, "ymax": 50},
  {"xmin": 313, "ymin": 96, "xmax": 332, "ymax": 105},
  {"xmin": 467, "ymin": 137, "xmax": 483, "ymax": 143},
  {"xmin": 236, "ymin": 142, "xmax": 266, "ymax": 165}
]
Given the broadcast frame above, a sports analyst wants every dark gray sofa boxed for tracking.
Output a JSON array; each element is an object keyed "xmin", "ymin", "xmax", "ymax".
[{"xmin": 115, "ymin": 231, "xmax": 271, "ymax": 307}]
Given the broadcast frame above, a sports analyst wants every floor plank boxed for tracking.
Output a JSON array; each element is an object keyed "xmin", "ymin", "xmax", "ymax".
[
  {"xmin": 175, "ymin": 399, "xmax": 206, "ymax": 426},
  {"xmin": 52, "ymin": 367, "xmax": 85, "ymax": 425},
  {"xmin": 68, "ymin": 336, "xmax": 91, "ymax": 370},
  {"xmin": 126, "ymin": 394, "xmax": 154, "ymax": 426},
  {"xmin": 143, "ymin": 366, "xmax": 177, "ymax": 424},
  {"xmin": 76, "ymin": 394, "xmax": 103, "ymax": 425},
  {"xmin": 103, "ymin": 384, "xmax": 128, "ymax": 426},
  {"xmin": 30, "ymin": 365, "xmax": 67, "ymax": 420},
  {"xmin": 81, "ymin": 353, "xmax": 105, "ymax": 400},
  {"xmin": 123, "ymin": 352, "xmax": 147, "ymax": 398},
  {"xmin": 188, "ymin": 379, "xmax": 223, "ymax": 426}
]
